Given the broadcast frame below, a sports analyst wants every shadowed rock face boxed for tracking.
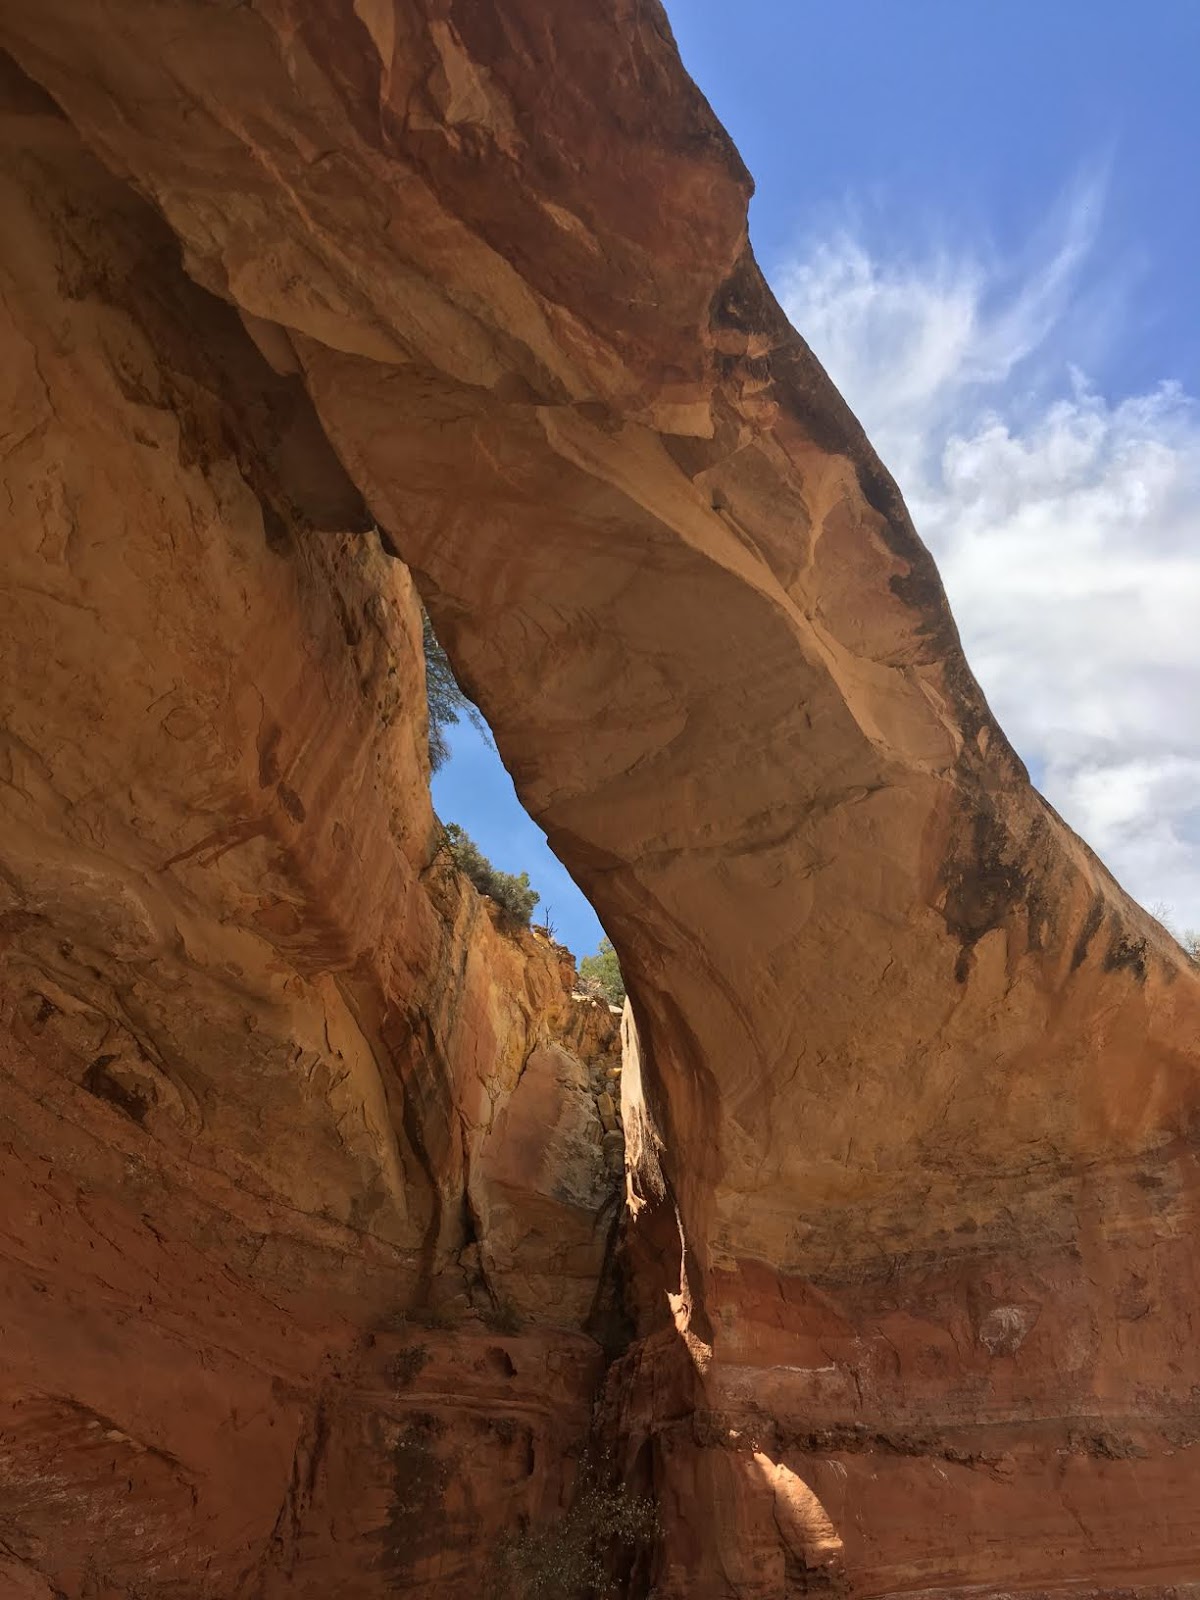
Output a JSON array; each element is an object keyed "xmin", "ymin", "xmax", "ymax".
[
  {"xmin": 0, "ymin": 4, "xmax": 1198, "ymax": 1597},
  {"xmin": 0, "ymin": 63, "xmax": 622, "ymax": 1596}
]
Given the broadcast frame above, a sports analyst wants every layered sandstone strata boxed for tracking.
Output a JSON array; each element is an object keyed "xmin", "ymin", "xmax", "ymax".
[{"xmin": 0, "ymin": 2, "xmax": 1198, "ymax": 1596}]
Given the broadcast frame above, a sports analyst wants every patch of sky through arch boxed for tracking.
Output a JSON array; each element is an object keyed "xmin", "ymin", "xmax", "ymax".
[{"xmin": 432, "ymin": 719, "xmax": 605, "ymax": 960}]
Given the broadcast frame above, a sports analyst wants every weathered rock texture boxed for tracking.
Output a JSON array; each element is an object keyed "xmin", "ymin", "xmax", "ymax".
[
  {"xmin": 0, "ymin": 2, "xmax": 1198, "ymax": 1596},
  {"xmin": 0, "ymin": 60, "xmax": 622, "ymax": 1596}
]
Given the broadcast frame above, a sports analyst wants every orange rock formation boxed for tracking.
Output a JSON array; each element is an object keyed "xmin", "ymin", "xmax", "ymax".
[{"xmin": 0, "ymin": 4, "xmax": 1197, "ymax": 1596}]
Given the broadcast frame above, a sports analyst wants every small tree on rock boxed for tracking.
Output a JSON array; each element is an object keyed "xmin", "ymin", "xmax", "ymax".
[
  {"xmin": 579, "ymin": 937, "xmax": 625, "ymax": 1007},
  {"xmin": 444, "ymin": 822, "xmax": 539, "ymax": 928},
  {"xmin": 487, "ymin": 1448, "xmax": 658, "ymax": 1600},
  {"xmin": 423, "ymin": 609, "xmax": 488, "ymax": 772}
]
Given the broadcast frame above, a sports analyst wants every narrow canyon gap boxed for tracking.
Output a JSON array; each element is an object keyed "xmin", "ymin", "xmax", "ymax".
[{"xmin": 0, "ymin": 4, "xmax": 1198, "ymax": 1598}]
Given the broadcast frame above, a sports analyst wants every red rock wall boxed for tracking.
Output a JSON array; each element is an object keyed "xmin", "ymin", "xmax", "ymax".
[
  {"xmin": 0, "ymin": 3, "xmax": 1199, "ymax": 1597},
  {"xmin": 0, "ymin": 63, "xmax": 621, "ymax": 1596}
]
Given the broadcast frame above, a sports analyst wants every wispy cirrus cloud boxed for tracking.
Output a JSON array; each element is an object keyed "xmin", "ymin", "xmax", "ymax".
[{"xmin": 776, "ymin": 179, "xmax": 1200, "ymax": 937}]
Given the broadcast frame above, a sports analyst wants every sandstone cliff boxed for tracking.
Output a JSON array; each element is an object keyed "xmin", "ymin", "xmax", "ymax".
[
  {"xmin": 0, "ymin": 60, "xmax": 624, "ymax": 1595},
  {"xmin": 0, "ymin": 3, "xmax": 1198, "ymax": 1597}
]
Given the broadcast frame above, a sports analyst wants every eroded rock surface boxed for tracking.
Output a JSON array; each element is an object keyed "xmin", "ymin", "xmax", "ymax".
[
  {"xmin": 0, "ymin": 2, "xmax": 1198, "ymax": 1596},
  {"xmin": 0, "ymin": 66, "xmax": 620, "ymax": 1596}
]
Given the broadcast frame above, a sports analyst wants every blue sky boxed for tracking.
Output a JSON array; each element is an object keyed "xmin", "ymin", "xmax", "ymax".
[
  {"xmin": 433, "ymin": 720, "xmax": 607, "ymax": 953},
  {"xmin": 435, "ymin": 0, "xmax": 1200, "ymax": 955}
]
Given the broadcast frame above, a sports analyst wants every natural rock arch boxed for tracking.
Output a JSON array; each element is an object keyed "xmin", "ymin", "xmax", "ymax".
[{"xmin": 0, "ymin": 3, "xmax": 1198, "ymax": 1595}]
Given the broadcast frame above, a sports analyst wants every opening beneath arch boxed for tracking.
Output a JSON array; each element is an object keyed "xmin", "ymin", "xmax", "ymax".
[
  {"xmin": 423, "ymin": 612, "xmax": 615, "ymax": 973},
  {"xmin": 432, "ymin": 716, "xmax": 604, "ymax": 960}
]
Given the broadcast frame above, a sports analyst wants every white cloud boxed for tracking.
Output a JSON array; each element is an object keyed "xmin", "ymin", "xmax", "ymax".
[{"xmin": 776, "ymin": 194, "xmax": 1200, "ymax": 936}]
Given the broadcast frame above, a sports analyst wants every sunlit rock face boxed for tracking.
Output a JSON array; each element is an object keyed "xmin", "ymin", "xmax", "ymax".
[{"xmin": 1, "ymin": 3, "xmax": 1199, "ymax": 1596}]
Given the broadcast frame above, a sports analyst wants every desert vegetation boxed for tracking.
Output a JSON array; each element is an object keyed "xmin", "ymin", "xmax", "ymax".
[
  {"xmin": 423, "ymin": 607, "xmax": 487, "ymax": 772},
  {"xmin": 444, "ymin": 822, "xmax": 540, "ymax": 927},
  {"xmin": 578, "ymin": 937, "xmax": 626, "ymax": 1007},
  {"xmin": 487, "ymin": 1450, "xmax": 658, "ymax": 1600}
]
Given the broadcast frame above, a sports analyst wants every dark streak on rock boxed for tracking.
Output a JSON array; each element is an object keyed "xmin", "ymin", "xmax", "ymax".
[{"xmin": 277, "ymin": 782, "xmax": 306, "ymax": 824}]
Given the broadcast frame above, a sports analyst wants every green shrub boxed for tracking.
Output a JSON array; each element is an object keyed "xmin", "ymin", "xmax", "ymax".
[
  {"xmin": 487, "ymin": 1449, "xmax": 658, "ymax": 1600},
  {"xmin": 481, "ymin": 1299, "xmax": 524, "ymax": 1335},
  {"xmin": 389, "ymin": 1345, "xmax": 430, "ymax": 1388},
  {"xmin": 578, "ymin": 937, "xmax": 625, "ymax": 1007},
  {"xmin": 444, "ymin": 823, "xmax": 540, "ymax": 928},
  {"xmin": 410, "ymin": 1303, "xmax": 461, "ymax": 1331},
  {"xmin": 423, "ymin": 608, "xmax": 488, "ymax": 772}
]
